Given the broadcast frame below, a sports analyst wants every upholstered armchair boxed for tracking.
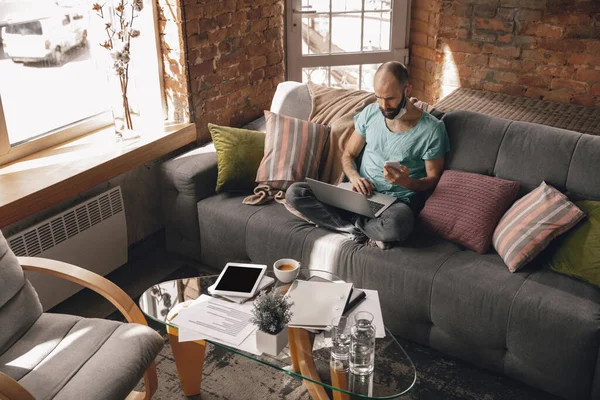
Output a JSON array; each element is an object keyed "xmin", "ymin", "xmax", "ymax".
[{"xmin": 0, "ymin": 231, "xmax": 163, "ymax": 400}]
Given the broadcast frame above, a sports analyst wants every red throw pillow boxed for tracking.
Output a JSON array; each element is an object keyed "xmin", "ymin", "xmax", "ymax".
[{"xmin": 419, "ymin": 170, "xmax": 520, "ymax": 254}]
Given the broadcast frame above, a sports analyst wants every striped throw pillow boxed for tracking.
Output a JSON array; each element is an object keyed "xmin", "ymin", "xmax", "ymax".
[
  {"xmin": 492, "ymin": 181, "xmax": 585, "ymax": 272},
  {"xmin": 256, "ymin": 110, "xmax": 329, "ymax": 190}
]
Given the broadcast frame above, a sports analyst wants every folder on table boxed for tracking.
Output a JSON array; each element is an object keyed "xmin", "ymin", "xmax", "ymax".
[{"xmin": 286, "ymin": 280, "xmax": 353, "ymax": 328}]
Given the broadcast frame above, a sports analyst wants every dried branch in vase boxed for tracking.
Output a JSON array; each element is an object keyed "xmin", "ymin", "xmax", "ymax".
[{"xmin": 93, "ymin": 0, "xmax": 143, "ymax": 132}]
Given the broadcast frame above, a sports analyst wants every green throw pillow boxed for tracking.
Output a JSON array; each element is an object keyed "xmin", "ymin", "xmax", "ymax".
[
  {"xmin": 208, "ymin": 123, "xmax": 265, "ymax": 193},
  {"xmin": 549, "ymin": 200, "xmax": 600, "ymax": 288}
]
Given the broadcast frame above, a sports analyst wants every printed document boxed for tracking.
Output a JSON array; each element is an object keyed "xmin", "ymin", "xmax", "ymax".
[{"xmin": 173, "ymin": 295, "xmax": 256, "ymax": 347}]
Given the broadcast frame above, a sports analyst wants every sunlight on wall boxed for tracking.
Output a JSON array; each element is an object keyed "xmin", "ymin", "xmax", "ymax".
[{"xmin": 440, "ymin": 43, "xmax": 459, "ymax": 100}]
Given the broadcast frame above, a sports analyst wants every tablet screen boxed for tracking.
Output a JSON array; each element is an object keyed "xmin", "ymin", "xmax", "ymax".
[{"xmin": 214, "ymin": 266, "xmax": 263, "ymax": 293}]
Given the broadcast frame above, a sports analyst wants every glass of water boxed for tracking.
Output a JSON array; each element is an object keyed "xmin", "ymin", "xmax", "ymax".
[
  {"xmin": 330, "ymin": 315, "xmax": 351, "ymax": 372},
  {"xmin": 350, "ymin": 311, "xmax": 376, "ymax": 375}
]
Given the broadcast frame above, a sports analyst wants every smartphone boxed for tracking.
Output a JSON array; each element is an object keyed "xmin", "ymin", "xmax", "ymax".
[{"xmin": 384, "ymin": 161, "xmax": 403, "ymax": 171}]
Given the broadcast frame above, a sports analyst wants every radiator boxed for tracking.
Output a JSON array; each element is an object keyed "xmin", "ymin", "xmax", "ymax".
[{"xmin": 8, "ymin": 186, "xmax": 128, "ymax": 311}]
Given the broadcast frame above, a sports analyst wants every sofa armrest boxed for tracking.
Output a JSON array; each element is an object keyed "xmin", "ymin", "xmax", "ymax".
[{"xmin": 160, "ymin": 142, "xmax": 218, "ymax": 260}]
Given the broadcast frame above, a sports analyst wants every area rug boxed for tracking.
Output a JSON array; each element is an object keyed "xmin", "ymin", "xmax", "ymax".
[{"xmin": 433, "ymin": 87, "xmax": 600, "ymax": 135}]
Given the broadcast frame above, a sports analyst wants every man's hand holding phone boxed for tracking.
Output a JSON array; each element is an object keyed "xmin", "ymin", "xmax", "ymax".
[
  {"xmin": 384, "ymin": 161, "xmax": 412, "ymax": 188},
  {"xmin": 384, "ymin": 161, "xmax": 404, "ymax": 171}
]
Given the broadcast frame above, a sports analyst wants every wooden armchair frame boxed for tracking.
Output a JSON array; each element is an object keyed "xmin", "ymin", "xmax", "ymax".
[{"xmin": 0, "ymin": 257, "xmax": 158, "ymax": 400}]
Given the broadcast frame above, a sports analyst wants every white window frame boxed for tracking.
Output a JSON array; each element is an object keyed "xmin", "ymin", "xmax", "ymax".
[
  {"xmin": 285, "ymin": 0, "xmax": 411, "ymax": 86},
  {"xmin": 0, "ymin": 0, "xmax": 165, "ymax": 166}
]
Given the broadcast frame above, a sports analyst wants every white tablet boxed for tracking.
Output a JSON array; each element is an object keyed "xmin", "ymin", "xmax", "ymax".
[
  {"xmin": 208, "ymin": 275, "xmax": 275, "ymax": 304},
  {"xmin": 211, "ymin": 263, "xmax": 267, "ymax": 298}
]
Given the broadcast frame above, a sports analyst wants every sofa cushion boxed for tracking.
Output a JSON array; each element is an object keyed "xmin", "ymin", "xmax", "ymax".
[
  {"xmin": 301, "ymin": 228, "xmax": 461, "ymax": 340},
  {"xmin": 442, "ymin": 111, "xmax": 599, "ymax": 203},
  {"xmin": 442, "ymin": 111, "xmax": 510, "ymax": 176},
  {"xmin": 419, "ymin": 170, "xmax": 520, "ymax": 254},
  {"xmin": 245, "ymin": 203, "xmax": 317, "ymax": 268},
  {"xmin": 197, "ymin": 193, "xmax": 267, "ymax": 268},
  {"xmin": 0, "ymin": 313, "xmax": 163, "ymax": 400},
  {"xmin": 256, "ymin": 111, "xmax": 329, "ymax": 191},
  {"xmin": 504, "ymin": 269, "xmax": 600, "ymax": 400},
  {"xmin": 493, "ymin": 181, "xmax": 585, "ymax": 272},
  {"xmin": 429, "ymin": 250, "xmax": 534, "ymax": 372},
  {"xmin": 494, "ymin": 121, "xmax": 581, "ymax": 196},
  {"xmin": 208, "ymin": 124, "xmax": 265, "ymax": 193},
  {"xmin": 548, "ymin": 200, "xmax": 600, "ymax": 288},
  {"xmin": 428, "ymin": 250, "xmax": 600, "ymax": 400},
  {"xmin": 565, "ymin": 134, "xmax": 600, "ymax": 201}
]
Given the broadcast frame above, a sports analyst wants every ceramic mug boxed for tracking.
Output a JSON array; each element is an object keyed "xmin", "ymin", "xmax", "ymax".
[{"xmin": 273, "ymin": 258, "xmax": 300, "ymax": 283}]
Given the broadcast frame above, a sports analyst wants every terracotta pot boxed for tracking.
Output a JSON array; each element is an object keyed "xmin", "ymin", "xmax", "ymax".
[{"xmin": 256, "ymin": 326, "xmax": 288, "ymax": 356}]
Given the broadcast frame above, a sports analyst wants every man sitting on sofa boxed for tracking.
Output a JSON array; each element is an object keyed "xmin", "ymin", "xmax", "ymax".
[{"xmin": 286, "ymin": 61, "xmax": 449, "ymax": 249}]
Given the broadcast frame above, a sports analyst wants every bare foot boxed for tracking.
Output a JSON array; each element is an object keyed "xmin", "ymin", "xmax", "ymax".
[{"xmin": 365, "ymin": 239, "xmax": 394, "ymax": 250}]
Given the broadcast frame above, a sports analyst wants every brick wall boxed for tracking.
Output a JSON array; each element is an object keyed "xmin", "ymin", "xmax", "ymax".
[
  {"xmin": 158, "ymin": 0, "xmax": 191, "ymax": 123},
  {"xmin": 184, "ymin": 0, "xmax": 285, "ymax": 142},
  {"xmin": 409, "ymin": 0, "xmax": 443, "ymax": 104},
  {"xmin": 410, "ymin": 0, "xmax": 600, "ymax": 106}
]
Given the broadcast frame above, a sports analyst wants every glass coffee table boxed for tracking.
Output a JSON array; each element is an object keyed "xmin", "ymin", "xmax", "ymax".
[{"xmin": 139, "ymin": 269, "xmax": 416, "ymax": 399}]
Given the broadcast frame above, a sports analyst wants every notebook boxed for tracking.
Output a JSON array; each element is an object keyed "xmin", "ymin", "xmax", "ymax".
[
  {"xmin": 285, "ymin": 280, "xmax": 352, "ymax": 328},
  {"xmin": 306, "ymin": 275, "xmax": 366, "ymax": 314}
]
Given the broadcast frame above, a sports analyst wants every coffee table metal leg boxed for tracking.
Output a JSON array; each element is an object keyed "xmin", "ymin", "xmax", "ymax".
[
  {"xmin": 167, "ymin": 326, "xmax": 206, "ymax": 397},
  {"xmin": 290, "ymin": 328, "xmax": 330, "ymax": 400}
]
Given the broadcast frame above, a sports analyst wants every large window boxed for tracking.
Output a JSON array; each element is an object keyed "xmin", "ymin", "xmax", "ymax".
[
  {"xmin": 0, "ymin": 0, "xmax": 163, "ymax": 165},
  {"xmin": 286, "ymin": 0, "xmax": 410, "ymax": 91}
]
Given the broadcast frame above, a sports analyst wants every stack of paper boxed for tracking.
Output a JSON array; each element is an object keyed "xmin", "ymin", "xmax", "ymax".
[
  {"xmin": 285, "ymin": 280, "xmax": 353, "ymax": 329},
  {"xmin": 172, "ymin": 295, "xmax": 260, "ymax": 354}
]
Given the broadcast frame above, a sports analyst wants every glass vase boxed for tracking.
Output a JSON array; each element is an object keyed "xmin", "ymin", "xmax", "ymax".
[{"xmin": 109, "ymin": 75, "xmax": 139, "ymax": 142}]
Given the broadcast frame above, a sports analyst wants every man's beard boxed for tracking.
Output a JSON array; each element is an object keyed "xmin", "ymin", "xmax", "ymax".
[{"xmin": 380, "ymin": 93, "xmax": 407, "ymax": 120}]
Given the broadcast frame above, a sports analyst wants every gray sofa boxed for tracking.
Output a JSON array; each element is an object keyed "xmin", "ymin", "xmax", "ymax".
[{"xmin": 160, "ymin": 82, "xmax": 600, "ymax": 400}]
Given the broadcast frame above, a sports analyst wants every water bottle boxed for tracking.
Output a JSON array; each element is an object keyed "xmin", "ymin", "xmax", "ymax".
[{"xmin": 349, "ymin": 311, "xmax": 376, "ymax": 375}]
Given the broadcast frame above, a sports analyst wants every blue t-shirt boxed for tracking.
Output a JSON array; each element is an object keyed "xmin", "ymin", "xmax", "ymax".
[{"xmin": 353, "ymin": 103, "xmax": 450, "ymax": 204}]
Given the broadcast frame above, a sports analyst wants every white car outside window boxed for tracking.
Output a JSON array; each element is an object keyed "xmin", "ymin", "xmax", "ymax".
[{"xmin": 2, "ymin": 12, "xmax": 87, "ymax": 65}]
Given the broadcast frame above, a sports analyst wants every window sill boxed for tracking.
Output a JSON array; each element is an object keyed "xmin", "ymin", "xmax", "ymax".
[{"xmin": 0, "ymin": 122, "xmax": 196, "ymax": 228}]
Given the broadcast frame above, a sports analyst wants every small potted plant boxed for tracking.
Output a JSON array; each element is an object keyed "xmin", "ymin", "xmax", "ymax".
[{"xmin": 251, "ymin": 290, "xmax": 293, "ymax": 356}]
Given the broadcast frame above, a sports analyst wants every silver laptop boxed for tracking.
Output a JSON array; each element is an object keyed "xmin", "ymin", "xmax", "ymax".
[{"xmin": 306, "ymin": 178, "xmax": 397, "ymax": 218}]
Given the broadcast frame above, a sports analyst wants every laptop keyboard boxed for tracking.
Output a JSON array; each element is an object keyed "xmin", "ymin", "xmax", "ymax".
[{"xmin": 367, "ymin": 200, "xmax": 385, "ymax": 215}]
